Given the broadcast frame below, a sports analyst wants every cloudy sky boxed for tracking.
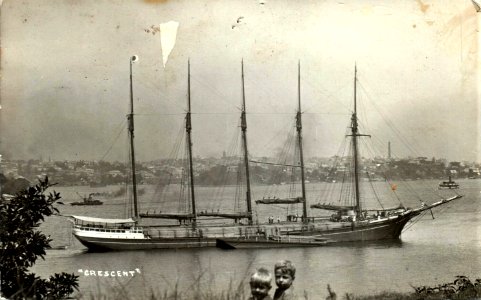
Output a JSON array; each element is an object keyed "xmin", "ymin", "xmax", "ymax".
[{"xmin": 1, "ymin": 0, "xmax": 479, "ymax": 163}]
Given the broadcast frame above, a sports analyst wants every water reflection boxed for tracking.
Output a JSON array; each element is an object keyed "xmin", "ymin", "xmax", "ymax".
[{"xmin": 330, "ymin": 239, "xmax": 404, "ymax": 249}]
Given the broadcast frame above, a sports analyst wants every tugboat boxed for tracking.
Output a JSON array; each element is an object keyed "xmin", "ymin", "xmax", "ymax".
[
  {"xmin": 438, "ymin": 176, "xmax": 459, "ymax": 189},
  {"xmin": 71, "ymin": 193, "xmax": 103, "ymax": 206}
]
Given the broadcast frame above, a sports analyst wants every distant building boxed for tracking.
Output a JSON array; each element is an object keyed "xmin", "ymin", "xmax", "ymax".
[{"xmin": 107, "ymin": 170, "xmax": 123, "ymax": 177}]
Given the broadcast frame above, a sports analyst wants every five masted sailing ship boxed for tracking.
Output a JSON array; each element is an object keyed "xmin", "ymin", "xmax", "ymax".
[{"xmin": 71, "ymin": 58, "xmax": 463, "ymax": 251}]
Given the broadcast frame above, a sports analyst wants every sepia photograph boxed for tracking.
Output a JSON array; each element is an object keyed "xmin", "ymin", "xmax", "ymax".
[{"xmin": 1, "ymin": 0, "xmax": 480, "ymax": 299}]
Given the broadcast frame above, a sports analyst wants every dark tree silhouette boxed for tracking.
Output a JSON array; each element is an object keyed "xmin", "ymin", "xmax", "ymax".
[{"xmin": 0, "ymin": 177, "xmax": 78, "ymax": 299}]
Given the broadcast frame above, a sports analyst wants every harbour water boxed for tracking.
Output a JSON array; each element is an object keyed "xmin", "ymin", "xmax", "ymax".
[{"xmin": 31, "ymin": 179, "xmax": 481, "ymax": 298}]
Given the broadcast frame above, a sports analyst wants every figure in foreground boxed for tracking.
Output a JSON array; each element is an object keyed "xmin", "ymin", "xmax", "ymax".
[
  {"xmin": 273, "ymin": 260, "xmax": 296, "ymax": 300},
  {"xmin": 248, "ymin": 267, "xmax": 273, "ymax": 300}
]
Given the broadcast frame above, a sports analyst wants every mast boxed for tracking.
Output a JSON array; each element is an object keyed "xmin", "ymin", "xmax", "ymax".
[
  {"xmin": 186, "ymin": 60, "xmax": 197, "ymax": 225},
  {"xmin": 351, "ymin": 65, "xmax": 361, "ymax": 217},
  {"xmin": 296, "ymin": 61, "xmax": 308, "ymax": 222},
  {"xmin": 129, "ymin": 55, "xmax": 139, "ymax": 219},
  {"xmin": 241, "ymin": 59, "xmax": 253, "ymax": 224}
]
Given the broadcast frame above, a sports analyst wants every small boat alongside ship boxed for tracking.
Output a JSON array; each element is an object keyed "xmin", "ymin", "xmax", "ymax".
[{"xmin": 70, "ymin": 58, "xmax": 463, "ymax": 251}]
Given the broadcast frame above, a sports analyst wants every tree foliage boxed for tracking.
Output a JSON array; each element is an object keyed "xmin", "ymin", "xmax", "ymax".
[{"xmin": 0, "ymin": 177, "xmax": 78, "ymax": 299}]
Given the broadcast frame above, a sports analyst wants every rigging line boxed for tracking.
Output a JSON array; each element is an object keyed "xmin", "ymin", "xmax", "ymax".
[
  {"xmin": 289, "ymin": 145, "xmax": 300, "ymax": 198},
  {"xmin": 403, "ymin": 211, "xmax": 428, "ymax": 232},
  {"xmin": 248, "ymin": 112, "xmax": 303, "ymax": 115},
  {"xmin": 244, "ymin": 76, "xmax": 285, "ymax": 103},
  {"xmin": 166, "ymin": 126, "xmax": 184, "ymax": 162},
  {"xmin": 153, "ymin": 126, "xmax": 185, "ymax": 205},
  {"xmin": 359, "ymin": 137, "xmax": 405, "ymax": 207},
  {"xmin": 136, "ymin": 113, "xmax": 188, "ymax": 116},
  {"xmin": 191, "ymin": 112, "xmax": 240, "ymax": 115},
  {"xmin": 358, "ymin": 93, "xmax": 370, "ymax": 130},
  {"xmin": 434, "ymin": 202, "xmax": 451, "ymax": 217},
  {"xmin": 301, "ymin": 70, "xmax": 353, "ymax": 113},
  {"xmin": 366, "ymin": 171, "xmax": 384, "ymax": 209},
  {"xmin": 361, "ymin": 133, "xmax": 423, "ymax": 204},
  {"xmin": 360, "ymin": 135, "xmax": 383, "ymax": 165},
  {"xmin": 134, "ymin": 76, "xmax": 184, "ymax": 111},
  {"xmin": 365, "ymin": 131, "xmax": 390, "ymax": 158},
  {"xmin": 190, "ymin": 75, "xmax": 237, "ymax": 111},
  {"xmin": 212, "ymin": 115, "xmax": 245, "ymax": 211},
  {"xmin": 174, "ymin": 128, "xmax": 189, "ymax": 213},
  {"xmin": 282, "ymin": 127, "xmax": 297, "ymax": 165},
  {"xmin": 303, "ymin": 112, "xmax": 351, "ymax": 115},
  {"xmin": 274, "ymin": 127, "xmax": 297, "ymax": 190},
  {"xmin": 357, "ymin": 81, "xmax": 423, "ymax": 157},
  {"xmin": 342, "ymin": 136, "xmax": 353, "ymax": 206},
  {"xmin": 338, "ymin": 137, "xmax": 352, "ymax": 205},
  {"xmin": 331, "ymin": 130, "xmax": 348, "ymax": 202},
  {"xmin": 249, "ymin": 160, "xmax": 301, "ymax": 168},
  {"xmin": 392, "ymin": 171, "xmax": 424, "ymax": 204},
  {"xmin": 263, "ymin": 124, "xmax": 297, "ymax": 198},
  {"xmin": 364, "ymin": 166, "xmax": 385, "ymax": 210},
  {"xmin": 180, "ymin": 146, "xmax": 190, "ymax": 213},
  {"xmin": 319, "ymin": 163, "xmax": 342, "ymax": 203},
  {"xmin": 383, "ymin": 164, "xmax": 422, "ymax": 204},
  {"xmin": 125, "ymin": 136, "xmax": 134, "ymax": 219},
  {"xmin": 99, "ymin": 121, "xmax": 128, "ymax": 161},
  {"xmin": 347, "ymin": 157, "xmax": 355, "ymax": 207},
  {"xmin": 235, "ymin": 159, "xmax": 245, "ymax": 213},
  {"xmin": 226, "ymin": 125, "xmax": 242, "ymax": 208},
  {"xmin": 268, "ymin": 150, "xmax": 295, "ymax": 198},
  {"xmin": 361, "ymin": 85, "xmax": 417, "ymax": 153},
  {"xmin": 382, "ymin": 148, "xmax": 426, "ymax": 203},
  {"xmin": 243, "ymin": 64, "xmax": 302, "ymax": 103},
  {"xmin": 319, "ymin": 128, "xmax": 349, "ymax": 203},
  {"xmin": 254, "ymin": 119, "xmax": 292, "ymax": 156},
  {"xmin": 212, "ymin": 126, "xmax": 242, "ymax": 208},
  {"xmin": 338, "ymin": 159, "xmax": 349, "ymax": 205}
]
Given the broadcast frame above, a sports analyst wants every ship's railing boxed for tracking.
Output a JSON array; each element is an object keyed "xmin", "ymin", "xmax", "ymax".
[
  {"xmin": 144, "ymin": 223, "xmax": 319, "ymax": 239},
  {"xmin": 74, "ymin": 224, "xmax": 143, "ymax": 234}
]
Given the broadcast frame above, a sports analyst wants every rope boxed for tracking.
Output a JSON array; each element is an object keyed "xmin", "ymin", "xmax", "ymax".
[
  {"xmin": 403, "ymin": 210, "xmax": 428, "ymax": 232},
  {"xmin": 100, "ymin": 120, "xmax": 127, "ymax": 161},
  {"xmin": 357, "ymin": 81, "xmax": 424, "ymax": 157}
]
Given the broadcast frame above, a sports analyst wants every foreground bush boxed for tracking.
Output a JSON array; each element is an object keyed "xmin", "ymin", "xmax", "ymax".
[
  {"xmin": 0, "ymin": 177, "xmax": 78, "ymax": 299},
  {"xmin": 74, "ymin": 279, "xmax": 481, "ymax": 300}
]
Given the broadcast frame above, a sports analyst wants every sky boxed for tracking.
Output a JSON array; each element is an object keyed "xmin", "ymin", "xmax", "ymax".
[{"xmin": 1, "ymin": 0, "xmax": 479, "ymax": 163}]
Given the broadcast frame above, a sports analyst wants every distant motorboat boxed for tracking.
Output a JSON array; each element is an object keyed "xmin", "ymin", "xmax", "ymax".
[
  {"xmin": 71, "ymin": 193, "xmax": 103, "ymax": 206},
  {"xmin": 438, "ymin": 176, "xmax": 459, "ymax": 189}
]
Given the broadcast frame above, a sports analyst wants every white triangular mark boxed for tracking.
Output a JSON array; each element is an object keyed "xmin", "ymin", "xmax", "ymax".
[{"xmin": 160, "ymin": 21, "xmax": 179, "ymax": 68}]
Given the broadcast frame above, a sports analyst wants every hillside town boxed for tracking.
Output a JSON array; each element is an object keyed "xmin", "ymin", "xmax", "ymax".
[{"xmin": 1, "ymin": 155, "xmax": 480, "ymax": 191}]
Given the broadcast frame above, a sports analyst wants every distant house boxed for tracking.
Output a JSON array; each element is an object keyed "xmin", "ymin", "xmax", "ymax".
[
  {"xmin": 449, "ymin": 169, "xmax": 458, "ymax": 175},
  {"xmin": 139, "ymin": 170, "xmax": 157, "ymax": 184},
  {"xmin": 226, "ymin": 165, "xmax": 238, "ymax": 173},
  {"xmin": 448, "ymin": 161, "xmax": 462, "ymax": 168},
  {"xmin": 107, "ymin": 170, "xmax": 123, "ymax": 177}
]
